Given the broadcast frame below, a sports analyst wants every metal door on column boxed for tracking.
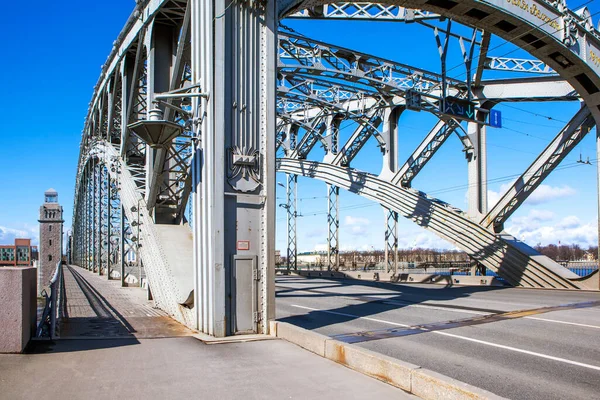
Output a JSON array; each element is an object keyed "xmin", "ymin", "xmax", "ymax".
[{"xmin": 231, "ymin": 255, "xmax": 257, "ymax": 335}]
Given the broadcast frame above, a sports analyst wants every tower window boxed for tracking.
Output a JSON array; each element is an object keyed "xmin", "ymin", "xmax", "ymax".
[
  {"xmin": 49, "ymin": 239, "xmax": 52, "ymax": 246},
  {"xmin": 49, "ymin": 255, "xmax": 52, "ymax": 262},
  {"xmin": 49, "ymin": 225, "xmax": 52, "ymax": 232}
]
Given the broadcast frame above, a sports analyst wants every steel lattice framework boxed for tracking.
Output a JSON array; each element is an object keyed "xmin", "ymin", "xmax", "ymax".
[{"xmin": 71, "ymin": 0, "xmax": 600, "ymax": 337}]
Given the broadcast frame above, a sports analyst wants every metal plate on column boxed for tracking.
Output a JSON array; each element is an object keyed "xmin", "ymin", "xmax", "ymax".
[{"xmin": 231, "ymin": 255, "xmax": 257, "ymax": 335}]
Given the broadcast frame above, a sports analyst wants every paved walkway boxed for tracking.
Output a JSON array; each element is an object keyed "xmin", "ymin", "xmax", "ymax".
[
  {"xmin": 0, "ymin": 266, "xmax": 413, "ymax": 399},
  {"xmin": 60, "ymin": 265, "xmax": 192, "ymax": 338}
]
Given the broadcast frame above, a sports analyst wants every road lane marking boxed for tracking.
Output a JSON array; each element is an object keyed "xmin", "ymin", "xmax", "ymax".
[
  {"xmin": 280, "ymin": 284, "xmax": 600, "ymax": 330},
  {"xmin": 291, "ymin": 304, "xmax": 600, "ymax": 372},
  {"xmin": 328, "ymin": 300, "xmax": 600, "ymax": 343},
  {"xmin": 525, "ymin": 317, "xmax": 600, "ymax": 329}
]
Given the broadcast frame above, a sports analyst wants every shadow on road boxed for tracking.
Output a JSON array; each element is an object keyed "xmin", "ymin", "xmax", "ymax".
[{"xmin": 276, "ymin": 275, "xmax": 507, "ymax": 331}]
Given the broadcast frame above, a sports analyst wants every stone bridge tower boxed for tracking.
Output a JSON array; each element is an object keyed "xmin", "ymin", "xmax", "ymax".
[{"xmin": 38, "ymin": 189, "xmax": 64, "ymax": 295}]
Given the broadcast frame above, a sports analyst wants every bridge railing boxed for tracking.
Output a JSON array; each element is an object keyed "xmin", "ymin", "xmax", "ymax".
[
  {"xmin": 36, "ymin": 261, "xmax": 65, "ymax": 339},
  {"xmin": 559, "ymin": 261, "xmax": 599, "ymax": 278}
]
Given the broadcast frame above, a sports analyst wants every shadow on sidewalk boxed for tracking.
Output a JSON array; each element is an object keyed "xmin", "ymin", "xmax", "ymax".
[
  {"xmin": 42, "ymin": 266, "xmax": 142, "ymax": 352},
  {"xmin": 25, "ymin": 338, "xmax": 141, "ymax": 354}
]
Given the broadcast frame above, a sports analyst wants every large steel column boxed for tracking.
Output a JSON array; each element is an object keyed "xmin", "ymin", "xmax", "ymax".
[
  {"xmin": 327, "ymin": 185, "xmax": 339, "ymax": 271},
  {"xmin": 120, "ymin": 205, "xmax": 126, "ymax": 287},
  {"xmin": 91, "ymin": 159, "xmax": 97, "ymax": 272},
  {"xmin": 382, "ymin": 108, "xmax": 400, "ymax": 275},
  {"xmin": 97, "ymin": 163, "xmax": 103, "ymax": 276},
  {"xmin": 191, "ymin": 0, "xmax": 276, "ymax": 336},
  {"xmin": 326, "ymin": 117, "xmax": 340, "ymax": 271},
  {"xmin": 86, "ymin": 161, "xmax": 91, "ymax": 270},
  {"xmin": 381, "ymin": 107, "xmax": 402, "ymax": 177},
  {"xmin": 106, "ymin": 175, "xmax": 112, "ymax": 279},
  {"xmin": 285, "ymin": 124, "xmax": 298, "ymax": 271},
  {"xmin": 286, "ymin": 173, "xmax": 297, "ymax": 271},
  {"xmin": 145, "ymin": 23, "xmax": 176, "ymax": 213},
  {"xmin": 467, "ymin": 111, "xmax": 488, "ymax": 220}
]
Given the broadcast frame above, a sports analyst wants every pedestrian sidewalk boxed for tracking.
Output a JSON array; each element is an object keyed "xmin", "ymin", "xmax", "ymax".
[
  {"xmin": 60, "ymin": 265, "xmax": 193, "ymax": 338},
  {"xmin": 0, "ymin": 266, "xmax": 415, "ymax": 399}
]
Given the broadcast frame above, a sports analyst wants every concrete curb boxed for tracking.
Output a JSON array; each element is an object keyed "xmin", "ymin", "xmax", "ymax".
[{"xmin": 271, "ymin": 321, "xmax": 506, "ymax": 400}]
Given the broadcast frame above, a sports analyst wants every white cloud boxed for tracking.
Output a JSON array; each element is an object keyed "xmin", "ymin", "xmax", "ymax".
[
  {"xmin": 314, "ymin": 243, "xmax": 328, "ymax": 252},
  {"xmin": 0, "ymin": 226, "xmax": 35, "ymax": 244},
  {"xmin": 487, "ymin": 183, "xmax": 511, "ymax": 209},
  {"xmin": 488, "ymin": 183, "xmax": 576, "ymax": 209},
  {"xmin": 344, "ymin": 216, "xmax": 370, "ymax": 226},
  {"xmin": 397, "ymin": 230, "xmax": 456, "ymax": 250},
  {"xmin": 506, "ymin": 212, "xmax": 597, "ymax": 247},
  {"xmin": 527, "ymin": 185, "xmax": 576, "ymax": 205},
  {"xmin": 510, "ymin": 209, "xmax": 555, "ymax": 232},
  {"xmin": 344, "ymin": 215, "xmax": 371, "ymax": 236}
]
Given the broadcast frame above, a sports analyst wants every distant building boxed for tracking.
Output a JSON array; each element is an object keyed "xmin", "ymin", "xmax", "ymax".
[
  {"xmin": 0, "ymin": 238, "xmax": 36, "ymax": 267},
  {"xmin": 275, "ymin": 250, "xmax": 281, "ymax": 266},
  {"xmin": 38, "ymin": 189, "xmax": 64, "ymax": 295},
  {"xmin": 297, "ymin": 252, "xmax": 326, "ymax": 266}
]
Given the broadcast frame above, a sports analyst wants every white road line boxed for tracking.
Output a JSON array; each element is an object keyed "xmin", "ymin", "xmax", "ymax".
[
  {"xmin": 525, "ymin": 317, "xmax": 600, "ymax": 329},
  {"xmin": 291, "ymin": 304, "xmax": 600, "ymax": 372},
  {"xmin": 285, "ymin": 286, "xmax": 600, "ymax": 329},
  {"xmin": 388, "ymin": 302, "xmax": 600, "ymax": 329}
]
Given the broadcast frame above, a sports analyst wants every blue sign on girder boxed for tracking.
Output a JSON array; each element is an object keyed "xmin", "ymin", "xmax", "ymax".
[
  {"xmin": 442, "ymin": 96, "xmax": 476, "ymax": 122},
  {"xmin": 489, "ymin": 109, "xmax": 502, "ymax": 128}
]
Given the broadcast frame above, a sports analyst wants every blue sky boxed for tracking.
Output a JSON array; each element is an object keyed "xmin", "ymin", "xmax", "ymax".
[{"xmin": 0, "ymin": 1, "xmax": 598, "ymax": 255}]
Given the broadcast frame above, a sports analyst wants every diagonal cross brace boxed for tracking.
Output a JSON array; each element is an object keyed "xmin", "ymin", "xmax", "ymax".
[
  {"xmin": 482, "ymin": 106, "xmax": 595, "ymax": 232},
  {"xmin": 331, "ymin": 109, "xmax": 385, "ymax": 166},
  {"xmin": 290, "ymin": 119, "xmax": 329, "ymax": 159},
  {"xmin": 392, "ymin": 118, "xmax": 461, "ymax": 187}
]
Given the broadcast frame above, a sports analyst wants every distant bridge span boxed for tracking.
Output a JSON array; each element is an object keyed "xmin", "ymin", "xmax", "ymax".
[{"xmin": 72, "ymin": 0, "xmax": 600, "ymax": 337}]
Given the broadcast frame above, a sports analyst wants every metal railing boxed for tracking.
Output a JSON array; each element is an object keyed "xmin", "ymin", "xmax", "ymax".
[
  {"xmin": 559, "ymin": 261, "xmax": 599, "ymax": 277},
  {"xmin": 36, "ymin": 261, "xmax": 65, "ymax": 338}
]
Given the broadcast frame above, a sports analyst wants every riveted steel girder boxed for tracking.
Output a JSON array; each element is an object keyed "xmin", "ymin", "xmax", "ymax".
[{"xmin": 482, "ymin": 106, "xmax": 595, "ymax": 232}]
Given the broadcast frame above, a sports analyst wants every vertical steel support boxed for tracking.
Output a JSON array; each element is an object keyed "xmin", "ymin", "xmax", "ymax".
[
  {"xmin": 82, "ymin": 165, "xmax": 87, "ymax": 269},
  {"xmin": 467, "ymin": 110, "xmax": 488, "ymax": 220},
  {"xmin": 97, "ymin": 163, "xmax": 103, "ymax": 276},
  {"xmin": 287, "ymin": 174, "xmax": 297, "ymax": 271},
  {"xmin": 145, "ymin": 22, "xmax": 175, "ymax": 213},
  {"xmin": 87, "ymin": 162, "xmax": 93, "ymax": 271},
  {"xmin": 191, "ymin": 0, "xmax": 276, "ymax": 336},
  {"xmin": 285, "ymin": 124, "xmax": 298, "ymax": 271},
  {"xmin": 326, "ymin": 117, "xmax": 340, "ymax": 271},
  {"xmin": 327, "ymin": 185, "xmax": 339, "ymax": 271},
  {"xmin": 106, "ymin": 175, "xmax": 112, "ymax": 279},
  {"xmin": 120, "ymin": 205, "xmax": 126, "ymax": 287},
  {"xmin": 86, "ymin": 161, "xmax": 90, "ymax": 270},
  {"xmin": 384, "ymin": 209, "xmax": 398, "ymax": 275},
  {"xmin": 381, "ymin": 107, "xmax": 402, "ymax": 177},
  {"xmin": 91, "ymin": 159, "xmax": 97, "ymax": 272},
  {"xmin": 382, "ymin": 108, "xmax": 400, "ymax": 275}
]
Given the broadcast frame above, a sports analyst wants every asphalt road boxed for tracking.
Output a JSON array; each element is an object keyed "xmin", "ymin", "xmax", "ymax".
[{"xmin": 275, "ymin": 275, "xmax": 600, "ymax": 400}]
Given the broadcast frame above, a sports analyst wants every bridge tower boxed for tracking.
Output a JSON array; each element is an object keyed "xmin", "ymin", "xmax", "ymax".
[
  {"xmin": 38, "ymin": 189, "xmax": 64, "ymax": 295},
  {"xmin": 190, "ymin": 0, "xmax": 276, "ymax": 336}
]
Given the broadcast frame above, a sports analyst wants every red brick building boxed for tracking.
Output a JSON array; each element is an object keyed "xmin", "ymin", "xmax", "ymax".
[{"xmin": 0, "ymin": 238, "xmax": 36, "ymax": 267}]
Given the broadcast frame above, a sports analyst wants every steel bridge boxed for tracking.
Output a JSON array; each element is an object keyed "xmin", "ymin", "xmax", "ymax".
[{"xmin": 70, "ymin": 0, "xmax": 600, "ymax": 337}]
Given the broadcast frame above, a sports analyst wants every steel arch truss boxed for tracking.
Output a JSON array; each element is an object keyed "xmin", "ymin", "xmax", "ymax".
[{"xmin": 73, "ymin": 0, "xmax": 600, "ymax": 339}]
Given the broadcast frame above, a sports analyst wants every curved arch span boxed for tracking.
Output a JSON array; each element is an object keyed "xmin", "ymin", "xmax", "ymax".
[
  {"xmin": 279, "ymin": 0, "xmax": 600, "ymax": 122},
  {"xmin": 276, "ymin": 158, "xmax": 599, "ymax": 290}
]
